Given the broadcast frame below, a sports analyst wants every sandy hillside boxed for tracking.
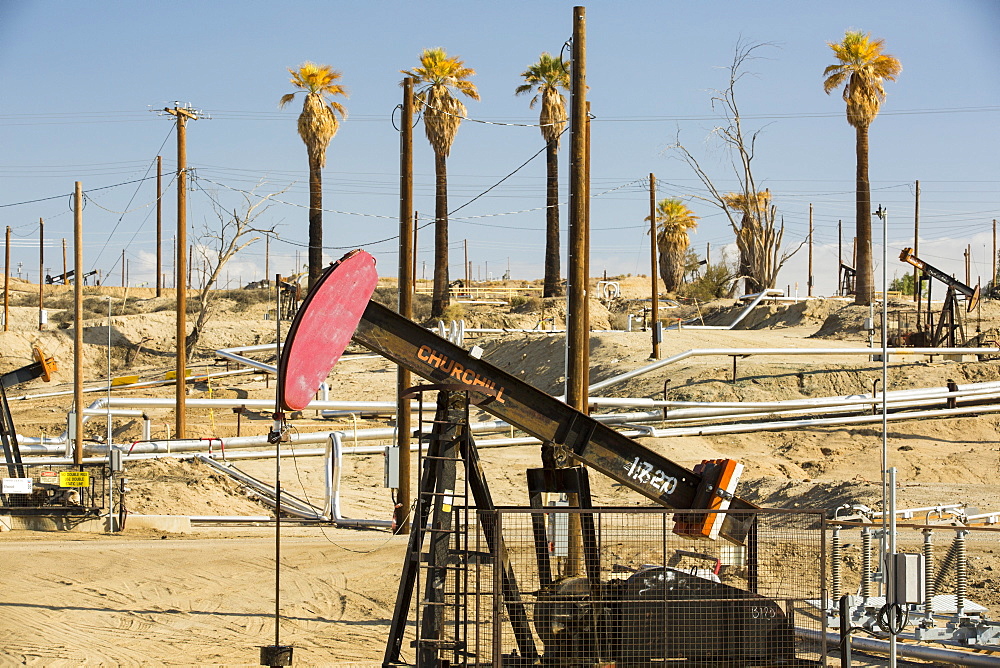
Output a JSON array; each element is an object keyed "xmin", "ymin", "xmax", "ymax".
[{"xmin": 0, "ymin": 277, "xmax": 998, "ymax": 666}]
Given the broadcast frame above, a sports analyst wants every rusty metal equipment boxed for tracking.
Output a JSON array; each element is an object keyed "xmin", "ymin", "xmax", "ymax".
[
  {"xmin": 0, "ymin": 348, "xmax": 105, "ymax": 517},
  {"xmin": 839, "ymin": 262, "xmax": 857, "ymax": 297},
  {"xmin": 899, "ymin": 247, "xmax": 981, "ymax": 348},
  {"xmin": 1, "ymin": 347, "xmax": 57, "ymax": 478}
]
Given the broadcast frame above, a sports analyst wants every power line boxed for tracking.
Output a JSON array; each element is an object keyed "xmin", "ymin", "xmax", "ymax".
[{"xmin": 90, "ymin": 128, "xmax": 175, "ymax": 272}]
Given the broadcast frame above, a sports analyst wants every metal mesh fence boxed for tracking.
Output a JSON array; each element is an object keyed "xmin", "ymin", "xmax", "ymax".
[
  {"xmin": 387, "ymin": 507, "xmax": 827, "ymax": 666},
  {"xmin": 488, "ymin": 508, "xmax": 826, "ymax": 667},
  {"xmin": 0, "ymin": 464, "xmax": 105, "ymax": 512}
]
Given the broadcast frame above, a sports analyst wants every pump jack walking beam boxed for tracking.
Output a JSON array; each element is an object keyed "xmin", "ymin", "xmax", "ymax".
[
  {"xmin": 352, "ymin": 301, "xmax": 756, "ymax": 545},
  {"xmin": 900, "ymin": 247, "xmax": 980, "ymax": 311}
]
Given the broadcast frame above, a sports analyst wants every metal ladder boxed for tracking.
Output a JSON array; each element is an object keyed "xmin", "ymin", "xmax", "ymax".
[{"xmin": 413, "ymin": 389, "xmax": 473, "ymax": 666}]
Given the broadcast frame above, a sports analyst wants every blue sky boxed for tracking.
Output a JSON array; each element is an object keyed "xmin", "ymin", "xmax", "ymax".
[{"xmin": 1, "ymin": 1, "xmax": 998, "ymax": 295}]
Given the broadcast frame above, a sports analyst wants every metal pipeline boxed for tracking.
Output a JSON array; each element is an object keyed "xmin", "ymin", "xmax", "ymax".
[
  {"xmin": 193, "ymin": 435, "xmax": 393, "ymax": 528},
  {"xmin": 212, "ymin": 342, "xmax": 333, "ymax": 400},
  {"xmin": 588, "ymin": 346, "xmax": 1000, "ymax": 394},
  {"xmin": 9, "ymin": 367, "xmax": 257, "ymax": 402},
  {"xmin": 647, "ymin": 391, "xmax": 1000, "ymax": 427},
  {"xmin": 638, "ymin": 400, "xmax": 1000, "ymax": 438},
  {"xmin": 591, "ymin": 380, "xmax": 1000, "ymax": 418},
  {"xmin": 795, "ymin": 627, "xmax": 1000, "ymax": 667}
]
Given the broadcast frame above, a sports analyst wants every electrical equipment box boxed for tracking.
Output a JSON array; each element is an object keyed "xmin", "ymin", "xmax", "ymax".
[
  {"xmin": 109, "ymin": 449, "xmax": 123, "ymax": 473},
  {"xmin": 384, "ymin": 446, "xmax": 400, "ymax": 489},
  {"xmin": 892, "ymin": 552, "xmax": 925, "ymax": 605}
]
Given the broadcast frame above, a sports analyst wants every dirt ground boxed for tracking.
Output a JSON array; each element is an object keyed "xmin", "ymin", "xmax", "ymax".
[{"xmin": 1, "ymin": 277, "xmax": 999, "ymax": 666}]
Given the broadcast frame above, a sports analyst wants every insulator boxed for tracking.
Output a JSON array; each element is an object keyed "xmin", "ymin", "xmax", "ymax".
[
  {"xmin": 955, "ymin": 531, "xmax": 968, "ymax": 615},
  {"xmin": 860, "ymin": 528, "xmax": 872, "ymax": 599},
  {"xmin": 831, "ymin": 527, "xmax": 843, "ymax": 601},
  {"xmin": 922, "ymin": 529, "xmax": 935, "ymax": 621}
]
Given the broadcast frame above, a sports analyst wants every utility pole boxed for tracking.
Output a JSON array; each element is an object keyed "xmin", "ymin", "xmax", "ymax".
[
  {"xmin": 583, "ymin": 99, "xmax": 591, "ymax": 361},
  {"xmin": 566, "ymin": 5, "xmax": 589, "ymax": 413},
  {"xmin": 464, "ymin": 239, "xmax": 469, "ymax": 287},
  {"xmin": 3, "ymin": 226, "xmax": 9, "ymax": 332},
  {"xmin": 265, "ymin": 234, "xmax": 270, "ymax": 289},
  {"xmin": 38, "ymin": 219, "xmax": 44, "ymax": 331},
  {"xmin": 413, "ymin": 212, "xmax": 419, "ymax": 287},
  {"xmin": 396, "ymin": 76, "xmax": 414, "ymax": 535},
  {"xmin": 62, "ymin": 238, "xmax": 67, "ymax": 285},
  {"xmin": 121, "ymin": 249, "xmax": 126, "ymax": 287},
  {"xmin": 649, "ymin": 173, "xmax": 659, "ymax": 359},
  {"xmin": 913, "ymin": 180, "xmax": 920, "ymax": 304},
  {"xmin": 837, "ymin": 220, "xmax": 842, "ymax": 296},
  {"xmin": 164, "ymin": 103, "xmax": 200, "ymax": 439},
  {"xmin": 74, "ymin": 183, "xmax": 84, "ymax": 465},
  {"xmin": 993, "ymin": 219, "xmax": 997, "ymax": 289},
  {"xmin": 808, "ymin": 203, "xmax": 814, "ymax": 297},
  {"xmin": 965, "ymin": 245, "xmax": 971, "ymax": 286},
  {"xmin": 156, "ymin": 155, "xmax": 163, "ymax": 297}
]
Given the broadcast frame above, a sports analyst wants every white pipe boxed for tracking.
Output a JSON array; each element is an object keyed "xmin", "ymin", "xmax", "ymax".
[
  {"xmin": 214, "ymin": 342, "xmax": 330, "ymax": 402},
  {"xmin": 640, "ymin": 386, "xmax": 1000, "ymax": 424},
  {"xmin": 795, "ymin": 627, "xmax": 1000, "ymax": 667},
  {"xmin": 9, "ymin": 367, "xmax": 258, "ymax": 402},
  {"xmin": 666, "ymin": 289, "xmax": 784, "ymax": 331},
  {"xmin": 588, "ymin": 347, "xmax": 1000, "ymax": 394},
  {"xmin": 590, "ymin": 380, "xmax": 1000, "ymax": 413},
  {"xmin": 651, "ymin": 394, "xmax": 1000, "ymax": 427},
  {"xmin": 326, "ymin": 433, "xmax": 394, "ymax": 528},
  {"xmin": 195, "ymin": 454, "xmax": 325, "ymax": 519},
  {"xmin": 640, "ymin": 401, "xmax": 1000, "ymax": 438}
]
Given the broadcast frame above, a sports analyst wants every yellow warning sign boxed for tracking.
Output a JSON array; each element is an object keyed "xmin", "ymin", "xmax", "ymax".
[{"xmin": 58, "ymin": 471, "xmax": 90, "ymax": 488}]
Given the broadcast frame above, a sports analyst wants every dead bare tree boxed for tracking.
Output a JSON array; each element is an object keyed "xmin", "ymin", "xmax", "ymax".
[
  {"xmin": 669, "ymin": 41, "xmax": 803, "ymax": 294},
  {"xmin": 185, "ymin": 183, "xmax": 284, "ymax": 356}
]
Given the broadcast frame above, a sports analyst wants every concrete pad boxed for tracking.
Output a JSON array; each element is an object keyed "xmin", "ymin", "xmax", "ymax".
[
  {"xmin": 123, "ymin": 514, "xmax": 192, "ymax": 533},
  {"xmin": 0, "ymin": 513, "xmax": 105, "ymax": 532},
  {"xmin": 0, "ymin": 513, "xmax": 191, "ymax": 533}
]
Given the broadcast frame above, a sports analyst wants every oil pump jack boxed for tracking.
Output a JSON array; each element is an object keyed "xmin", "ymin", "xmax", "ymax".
[
  {"xmin": 0, "ymin": 347, "xmax": 57, "ymax": 480},
  {"xmin": 278, "ymin": 251, "xmax": 798, "ymax": 667},
  {"xmin": 899, "ymin": 247, "xmax": 980, "ymax": 347}
]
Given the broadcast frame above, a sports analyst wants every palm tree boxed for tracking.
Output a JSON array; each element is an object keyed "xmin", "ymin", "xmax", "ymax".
[
  {"xmin": 402, "ymin": 48, "xmax": 479, "ymax": 317},
  {"xmin": 279, "ymin": 62, "xmax": 348, "ymax": 291},
  {"xmin": 646, "ymin": 198, "xmax": 699, "ymax": 292},
  {"xmin": 824, "ymin": 31, "xmax": 901, "ymax": 305},
  {"xmin": 515, "ymin": 53, "xmax": 570, "ymax": 298},
  {"xmin": 722, "ymin": 190, "xmax": 775, "ymax": 293}
]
